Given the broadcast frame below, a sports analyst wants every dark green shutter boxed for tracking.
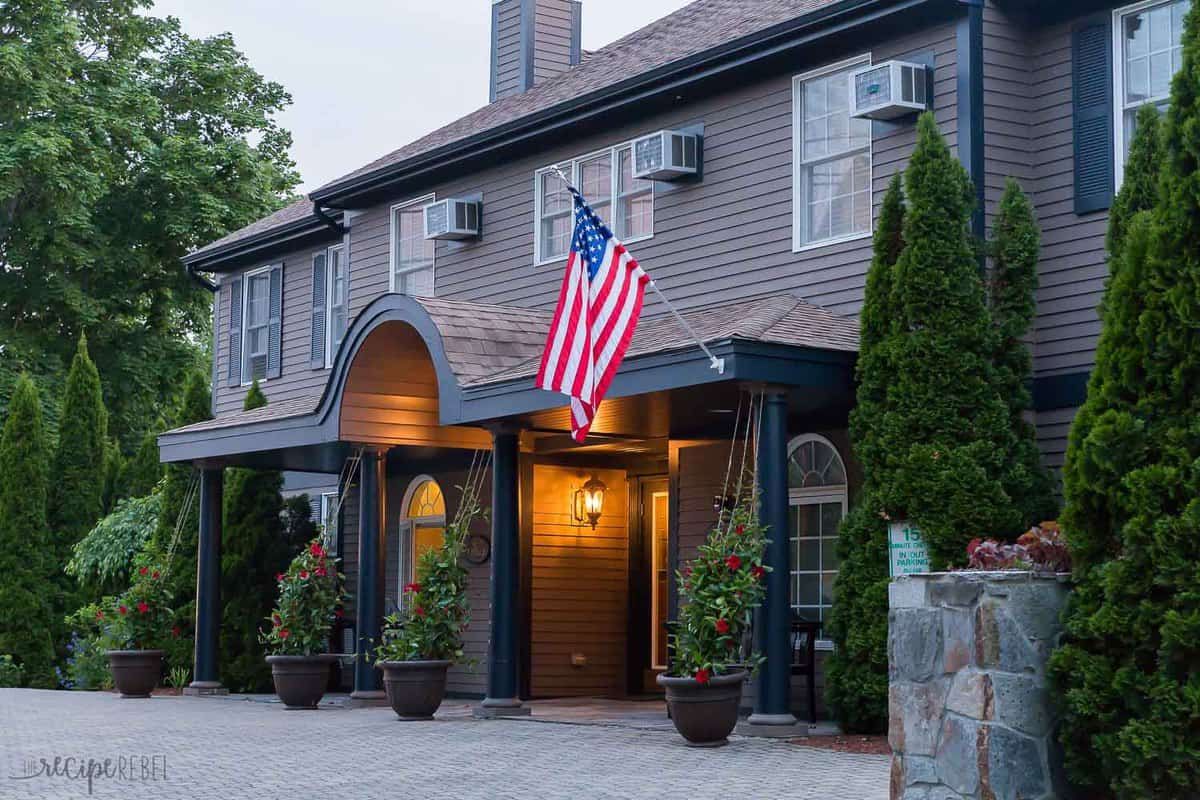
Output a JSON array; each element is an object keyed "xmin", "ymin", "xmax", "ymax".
[
  {"xmin": 267, "ymin": 265, "xmax": 283, "ymax": 380},
  {"xmin": 311, "ymin": 251, "xmax": 327, "ymax": 369},
  {"xmin": 226, "ymin": 276, "xmax": 243, "ymax": 387},
  {"xmin": 1073, "ymin": 14, "xmax": 1114, "ymax": 215}
]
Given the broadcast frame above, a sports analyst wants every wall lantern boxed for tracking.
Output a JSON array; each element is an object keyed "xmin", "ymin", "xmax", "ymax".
[{"xmin": 572, "ymin": 475, "xmax": 607, "ymax": 530}]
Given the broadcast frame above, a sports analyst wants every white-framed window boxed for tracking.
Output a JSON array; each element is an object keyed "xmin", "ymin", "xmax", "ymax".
[
  {"xmin": 241, "ymin": 265, "xmax": 273, "ymax": 384},
  {"xmin": 534, "ymin": 141, "xmax": 654, "ymax": 264},
  {"xmin": 793, "ymin": 55, "xmax": 873, "ymax": 251},
  {"xmin": 787, "ymin": 433, "xmax": 849, "ymax": 645},
  {"xmin": 390, "ymin": 195, "xmax": 436, "ymax": 297},
  {"xmin": 325, "ymin": 244, "xmax": 347, "ymax": 368},
  {"xmin": 1113, "ymin": 0, "xmax": 1189, "ymax": 185},
  {"xmin": 319, "ymin": 491, "xmax": 340, "ymax": 555},
  {"xmin": 397, "ymin": 475, "xmax": 446, "ymax": 609}
]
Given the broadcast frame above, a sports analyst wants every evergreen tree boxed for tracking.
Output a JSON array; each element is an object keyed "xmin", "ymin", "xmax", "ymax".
[
  {"xmin": 220, "ymin": 383, "xmax": 303, "ymax": 691},
  {"xmin": 878, "ymin": 112, "xmax": 1021, "ymax": 566},
  {"xmin": 121, "ymin": 426, "xmax": 165, "ymax": 501},
  {"xmin": 0, "ymin": 376, "xmax": 58, "ymax": 687},
  {"xmin": 826, "ymin": 175, "xmax": 904, "ymax": 733},
  {"xmin": 989, "ymin": 179, "xmax": 1056, "ymax": 525},
  {"xmin": 101, "ymin": 438, "xmax": 126, "ymax": 516},
  {"xmin": 1049, "ymin": 14, "xmax": 1200, "ymax": 794},
  {"xmin": 49, "ymin": 335, "xmax": 109, "ymax": 575}
]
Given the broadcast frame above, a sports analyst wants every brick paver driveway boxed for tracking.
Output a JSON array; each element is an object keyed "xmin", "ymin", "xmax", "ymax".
[{"xmin": 0, "ymin": 689, "xmax": 888, "ymax": 799}]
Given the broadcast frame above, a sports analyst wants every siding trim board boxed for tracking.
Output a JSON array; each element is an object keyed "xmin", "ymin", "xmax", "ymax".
[{"xmin": 956, "ymin": 0, "xmax": 986, "ymax": 238}]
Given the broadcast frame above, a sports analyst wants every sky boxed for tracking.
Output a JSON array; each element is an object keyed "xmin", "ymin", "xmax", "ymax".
[{"xmin": 150, "ymin": 0, "xmax": 694, "ymax": 192}]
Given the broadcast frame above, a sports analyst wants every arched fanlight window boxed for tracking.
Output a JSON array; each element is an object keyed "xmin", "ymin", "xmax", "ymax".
[
  {"xmin": 786, "ymin": 434, "xmax": 848, "ymax": 642},
  {"xmin": 398, "ymin": 476, "xmax": 446, "ymax": 608}
]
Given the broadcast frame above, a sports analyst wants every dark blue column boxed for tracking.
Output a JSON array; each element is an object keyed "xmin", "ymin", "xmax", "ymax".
[
  {"xmin": 749, "ymin": 388, "xmax": 797, "ymax": 726},
  {"xmin": 353, "ymin": 449, "xmax": 385, "ymax": 697},
  {"xmin": 481, "ymin": 428, "xmax": 527, "ymax": 714},
  {"xmin": 189, "ymin": 467, "xmax": 224, "ymax": 693}
]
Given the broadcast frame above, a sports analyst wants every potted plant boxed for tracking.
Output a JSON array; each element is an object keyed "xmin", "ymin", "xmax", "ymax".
[
  {"xmin": 658, "ymin": 498, "xmax": 769, "ymax": 746},
  {"xmin": 373, "ymin": 484, "xmax": 483, "ymax": 720},
  {"xmin": 104, "ymin": 560, "xmax": 173, "ymax": 698},
  {"xmin": 261, "ymin": 538, "xmax": 345, "ymax": 709}
]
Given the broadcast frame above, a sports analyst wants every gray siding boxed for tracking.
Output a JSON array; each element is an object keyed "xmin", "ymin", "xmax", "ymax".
[
  {"xmin": 492, "ymin": 0, "xmax": 525, "ymax": 101},
  {"xmin": 531, "ymin": 0, "xmax": 576, "ymax": 85}
]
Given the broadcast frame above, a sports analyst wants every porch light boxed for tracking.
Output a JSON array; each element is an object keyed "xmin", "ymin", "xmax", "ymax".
[{"xmin": 572, "ymin": 476, "xmax": 607, "ymax": 530}]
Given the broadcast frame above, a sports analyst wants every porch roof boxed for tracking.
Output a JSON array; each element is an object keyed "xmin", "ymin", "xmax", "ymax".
[{"xmin": 159, "ymin": 293, "xmax": 858, "ymax": 465}]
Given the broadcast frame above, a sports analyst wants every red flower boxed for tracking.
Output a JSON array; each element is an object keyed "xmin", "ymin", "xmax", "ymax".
[
  {"xmin": 695, "ymin": 668, "xmax": 711, "ymax": 685},
  {"xmin": 276, "ymin": 573, "xmax": 285, "ymax": 583},
  {"xmin": 152, "ymin": 570, "xmax": 160, "ymax": 579},
  {"xmin": 138, "ymin": 566, "xmax": 149, "ymax": 576},
  {"xmin": 403, "ymin": 583, "xmax": 421, "ymax": 594},
  {"xmin": 278, "ymin": 629, "xmax": 290, "ymax": 639},
  {"xmin": 314, "ymin": 566, "xmax": 327, "ymax": 577},
  {"xmin": 725, "ymin": 554, "xmax": 742, "ymax": 571},
  {"xmin": 272, "ymin": 613, "xmax": 281, "ymax": 626},
  {"xmin": 94, "ymin": 610, "xmax": 104, "ymax": 620},
  {"xmin": 310, "ymin": 542, "xmax": 325, "ymax": 558},
  {"xmin": 413, "ymin": 607, "xmax": 426, "ymax": 618},
  {"xmin": 118, "ymin": 605, "xmax": 128, "ymax": 615},
  {"xmin": 171, "ymin": 626, "xmax": 181, "ymax": 638},
  {"xmin": 137, "ymin": 601, "xmax": 149, "ymax": 614},
  {"xmin": 334, "ymin": 609, "xmax": 344, "ymax": 619},
  {"xmin": 750, "ymin": 565, "xmax": 765, "ymax": 580},
  {"xmin": 714, "ymin": 619, "xmax": 730, "ymax": 635},
  {"xmin": 735, "ymin": 524, "xmax": 745, "ymax": 535},
  {"xmin": 299, "ymin": 570, "xmax": 309, "ymax": 579}
]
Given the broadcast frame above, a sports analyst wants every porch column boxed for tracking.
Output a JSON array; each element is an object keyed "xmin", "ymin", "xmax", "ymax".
[
  {"xmin": 353, "ymin": 448, "xmax": 386, "ymax": 698},
  {"xmin": 749, "ymin": 388, "xmax": 798, "ymax": 726},
  {"xmin": 480, "ymin": 427, "xmax": 528, "ymax": 715},
  {"xmin": 187, "ymin": 467, "xmax": 226, "ymax": 694}
]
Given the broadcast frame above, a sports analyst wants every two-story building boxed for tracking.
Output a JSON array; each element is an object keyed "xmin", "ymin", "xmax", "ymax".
[{"xmin": 160, "ymin": 0, "xmax": 1175, "ymax": 723}]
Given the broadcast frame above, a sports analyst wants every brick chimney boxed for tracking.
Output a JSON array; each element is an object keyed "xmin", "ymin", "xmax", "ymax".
[{"xmin": 490, "ymin": 0, "xmax": 582, "ymax": 102}]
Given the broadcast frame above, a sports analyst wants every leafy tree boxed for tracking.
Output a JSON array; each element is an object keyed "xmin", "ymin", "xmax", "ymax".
[
  {"xmin": 67, "ymin": 491, "xmax": 161, "ymax": 599},
  {"xmin": 988, "ymin": 179, "xmax": 1056, "ymax": 525},
  {"xmin": 0, "ymin": 0, "xmax": 298, "ymax": 449},
  {"xmin": 219, "ymin": 383, "xmax": 309, "ymax": 691},
  {"xmin": 0, "ymin": 375, "xmax": 57, "ymax": 687},
  {"xmin": 826, "ymin": 175, "xmax": 904, "ymax": 734},
  {"xmin": 1049, "ymin": 15, "xmax": 1200, "ymax": 794}
]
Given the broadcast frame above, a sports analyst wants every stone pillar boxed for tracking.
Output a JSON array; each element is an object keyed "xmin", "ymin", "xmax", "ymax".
[
  {"xmin": 352, "ymin": 449, "xmax": 386, "ymax": 698},
  {"xmin": 888, "ymin": 572, "xmax": 1071, "ymax": 800},
  {"xmin": 186, "ymin": 467, "xmax": 227, "ymax": 695},
  {"xmin": 479, "ymin": 427, "xmax": 529, "ymax": 716},
  {"xmin": 747, "ymin": 387, "xmax": 798, "ymax": 728}
]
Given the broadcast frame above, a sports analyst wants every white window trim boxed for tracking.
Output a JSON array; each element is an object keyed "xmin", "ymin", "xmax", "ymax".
[
  {"xmin": 397, "ymin": 475, "xmax": 446, "ymax": 608},
  {"xmin": 240, "ymin": 264, "xmax": 274, "ymax": 387},
  {"xmin": 319, "ymin": 491, "xmax": 339, "ymax": 552},
  {"xmin": 533, "ymin": 140, "xmax": 655, "ymax": 266},
  {"xmin": 389, "ymin": 194, "xmax": 437, "ymax": 295},
  {"xmin": 1112, "ymin": 0, "xmax": 1183, "ymax": 190},
  {"xmin": 792, "ymin": 53, "xmax": 874, "ymax": 254},
  {"xmin": 786, "ymin": 433, "xmax": 849, "ymax": 651},
  {"xmin": 323, "ymin": 244, "xmax": 346, "ymax": 370}
]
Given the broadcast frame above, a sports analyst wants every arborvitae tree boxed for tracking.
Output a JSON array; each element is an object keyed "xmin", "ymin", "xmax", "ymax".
[
  {"xmin": 49, "ymin": 335, "xmax": 109, "ymax": 581},
  {"xmin": 1059, "ymin": 105, "xmax": 1164, "ymax": 572},
  {"xmin": 826, "ymin": 175, "xmax": 904, "ymax": 733},
  {"xmin": 988, "ymin": 179, "xmax": 1057, "ymax": 525},
  {"xmin": 0, "ymin": 376, "xmax": 58, "ymax": 687},
  {"xmin": 220, "ymin": 383, "xmax": 303, "ymax": 691},
  {"xmin": 1049, "ymin": 15, "xmax": 1200, "ymax": 794},
  {"xmin": 121, "ymin": 426, "xmax": 164, "ymax": 501},
  {"xmin": 877, "ymin": 112, "xmax": 1021, "ymax": 566},
  {"xmin": 101, "ymin": 438, "xmax": 126, "ymax": 516}
]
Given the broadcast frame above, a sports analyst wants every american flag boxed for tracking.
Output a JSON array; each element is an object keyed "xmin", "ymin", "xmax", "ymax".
[{"xmin": 536, "ymin": 186, "xmax": 649, "ymax": 442}]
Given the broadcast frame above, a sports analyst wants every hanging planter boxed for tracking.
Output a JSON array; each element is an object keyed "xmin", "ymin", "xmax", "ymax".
[
  {"xmin": 102, "ymin": 560, "xmax": 174, "ymax": 698},
  {"xmin": 373, "ymin": 454, "xmax": 488, "ymax": 720},
  {"xmin": 261, "ymin": 539, "xmax": 346, "ymax": 710}
]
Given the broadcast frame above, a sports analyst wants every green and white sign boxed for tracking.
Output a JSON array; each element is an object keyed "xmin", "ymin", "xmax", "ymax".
[{"xmin": 889, "ymin": 521, "xmax": 930, "ymax": 577}]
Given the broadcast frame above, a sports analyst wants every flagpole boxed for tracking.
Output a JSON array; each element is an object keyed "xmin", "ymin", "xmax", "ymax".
[{"xmin": 550, "ymin": 165, "xmax": 726, "ymax": 376}]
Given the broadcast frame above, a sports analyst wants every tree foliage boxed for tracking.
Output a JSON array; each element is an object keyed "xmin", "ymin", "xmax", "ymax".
[
  {"xmin": 0, "ymin": 375, "xmax": 57, "ymax": 687},
  {"xmin": 989, "ymin": 179, "xmax": 1057, "ymax": 525},
  {"xmin": 0, "ymin": 0, "xmax": 298, "ymax": 449},
  {"xmin": 67, "ymin": 491, "xmax": 161, "ymax": 598},
  {"xmin": 1049, "ymin": 15, "xmax": 1200, "ymax": 794}
]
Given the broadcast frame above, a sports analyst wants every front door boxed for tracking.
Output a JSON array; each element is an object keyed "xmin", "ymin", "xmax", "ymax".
[{"xmin": 630, "ymin": 477, "xmax": 670, "ymax": 694}]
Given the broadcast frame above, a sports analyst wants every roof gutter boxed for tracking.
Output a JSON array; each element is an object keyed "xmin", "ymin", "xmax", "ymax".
[
  {"xmin": 311, "ymin": 0, "xmax": 943, "ymax": 207},
  {"xmin": 186, "ymin": 262, "xmax": 218, "ymax": 293},
  {"xmin": 312, "ymin": 202, "xmax": 342, "ymax": 231},
  {"xmin": 182, "ymin": 213, "xmax": 343, "ymax": 273}
]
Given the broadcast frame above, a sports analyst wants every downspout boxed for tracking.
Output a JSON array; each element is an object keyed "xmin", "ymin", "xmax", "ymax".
[
  {"xmin": 312, "ymin": 202, "xmax": 342, "ymax": 232},
  {"xmin": 186, "ymin": 262, "xmax": 217, "ymax": 293}
]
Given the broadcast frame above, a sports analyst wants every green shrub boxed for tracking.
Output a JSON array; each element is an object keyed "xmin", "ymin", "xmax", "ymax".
[
  {"xmin": 62, "ymin": 606, "xmax": 114, "ymax": 691},
  {"xmin": 0, "ymin": 655, "xmax": 23, "ymax": 688},
  {"xmin": 262, "ymin": 539, "xmax": 344, "ymax": 656},
  {"xmin": 67, "ymin": 491, "xmax": 161, "ymax": 598}
]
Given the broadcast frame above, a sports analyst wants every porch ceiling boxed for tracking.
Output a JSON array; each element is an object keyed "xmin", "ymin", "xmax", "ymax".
[{"xmin": 158, "ymin": 292, "xmax": 858, "ymax": 466}]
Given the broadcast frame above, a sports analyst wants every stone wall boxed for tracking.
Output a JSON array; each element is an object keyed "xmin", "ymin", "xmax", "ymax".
[{"xmin": 888, "ymin": 572, "xmax": 1071, "ymax": 800}]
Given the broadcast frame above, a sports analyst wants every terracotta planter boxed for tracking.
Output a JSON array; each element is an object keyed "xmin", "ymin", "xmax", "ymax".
[
  {"xmin": 106, "ymin": 650, "xmax": 164, "ymax": 698},
  {"xmin": 657, "ymin": 670, "xmax": 746, "ymax": 747},
  {"xmin": 377, "ymin": 660, "xmax": 452, "ymax": 720},
  {"xmin": 266, "ymin": 654, "xmax": 336, "ymax": 710}
]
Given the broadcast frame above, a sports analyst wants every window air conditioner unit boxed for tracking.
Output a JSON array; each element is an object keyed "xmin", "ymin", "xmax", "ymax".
[
  {"xmin": 632, "ymin": 130, "xmax": 700, "ymax": 181},
  {"xmin": 424, "ymin": 198, "xmax": 480, "ymax": 240},
  {"xmin": 850, "ymin": 61, "xmax": 930, "ymax": 120}
]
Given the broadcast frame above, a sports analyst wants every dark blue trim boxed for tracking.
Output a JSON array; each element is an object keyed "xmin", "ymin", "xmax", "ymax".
[
  {"xmin": 956, "ymin": 0, "xmax": 985, "ymax": 238},
  {"xmin": 353, "ymin": 451, "xmax": 383, "ymax": 694},
  {"xmin": 569, "ymin": 0, "xmax": 582, "ymax": 66},
  {"xmin": 190, "ymin": 469, "xmax": 223, "ymax": 689},
  {"xmin": 489, "ymin": 2, "xmax": 502, "ymax": 103},
  {"xmin": 1033, "ymin": 371, "xmax": 1090, "ymax": 411},
  {"xmin": 484, "ymin": 431, "xmax": 522, "ymax": 706}
]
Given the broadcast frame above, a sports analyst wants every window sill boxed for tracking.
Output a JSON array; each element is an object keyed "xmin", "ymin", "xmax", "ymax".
[{"xmin": 793, "ymin": 231, "xmax": 872, "ymax": 254}]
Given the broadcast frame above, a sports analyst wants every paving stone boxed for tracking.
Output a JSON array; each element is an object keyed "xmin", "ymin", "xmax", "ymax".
[{"xmin": 983, "ymin": 726, "xmax": 1046, "ymax": 800}]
